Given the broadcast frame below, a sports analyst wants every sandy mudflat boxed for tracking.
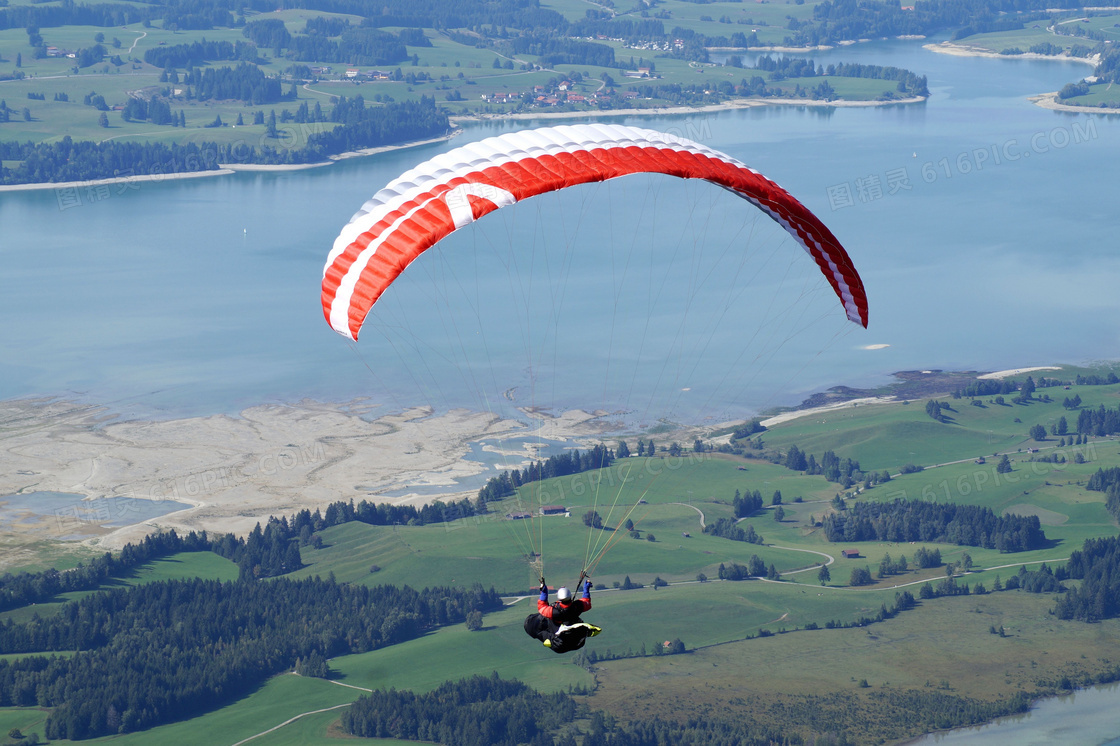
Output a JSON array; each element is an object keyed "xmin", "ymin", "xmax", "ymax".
[
  {"xmin": 977, "ymin": 366, "xmax": 1062, "ymax": 380},
  {"xmin": 0, "ymin": 168, "xmax": 235, "ymax": 194},
  {"xmin": 925, "ymin": 41, "xmax": 1098, "ymax": 66},
  {"xmin": 0, "ymin": 133, "xmax": 461, "ymax": 193},
  {"xmin": 0, "ymin": 398, "xmax": 618, "ymax": 557},
  {"xmin": 451, "ymin": 96, "xmax": 925, "ymax": 126},
  {"xmin": 1030, "ymin": 92, "xmax": 1120, "ymax": 114},
  {"xmin": 760, "ymin": 396, "xmax": 898, "ymax": 427}
]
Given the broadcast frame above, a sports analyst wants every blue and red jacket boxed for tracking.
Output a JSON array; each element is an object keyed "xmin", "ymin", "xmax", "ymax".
[{"xmin": 538, "ymin": 584, "xmax": 591, "ymax": 624}]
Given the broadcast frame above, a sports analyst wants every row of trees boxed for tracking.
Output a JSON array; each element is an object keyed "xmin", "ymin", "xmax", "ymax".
[
  {"xmin": 476, "ymin": 443, "xmax": 615, "ymax": 505},
  {"xmin": 792, "ymin": 0, "xmax": 1084, "ymax": 48},
  {"xmin": 1087, "ymin": 467, "xmax": 1120, "ymax": 521},
  {"xmin": 0, "ymin": 486, "xmax": 491, "ymax": 612},
  {"xmin": 718, "ymin": 556, "xmax": 777, "ymax": 580},
  {"xmin": 0, "ymin": 578, "xmax": 501, "ymax": 739},
  {"xmin": 1055, "ymin": 535, "xmax": 1120, "ymax": 621},
  {"xmin": 822, "ymin": 499, "xmax": 1047, "ymax": 552},
  {"xmin": 0, "ymin": 96, "xmax": 449, "ymax": 183},
  {"xmin": 0, "ymin": 3, "xmax": 148, "ymax": 31},
  {"xmin": 143, "ymin": 39, "xmax": 258, "ymax": 68},
  {"xmin": 1075, "ymin": 404, "xmax": 1120, "ymax": 437},
  {"xmin": 704, "ymin": 517, "xmax": 763, "ymax": 545},
  {"xmin": 342, "ymin": 673, "xmax": 575, "ymax": 745},
  {"xmin": 782, "ymin": 444, "xmax": 878, "ymax": 488}
]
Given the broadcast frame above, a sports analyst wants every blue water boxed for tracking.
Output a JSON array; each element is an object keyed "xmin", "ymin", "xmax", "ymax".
[
  {"xmin": 0, "ymin": 491, "xmax": 191, "ymax": 538},
  {"xmin": 377, "ymin": 436, "xmax": 573, "ymax": 497},
  {"xmin": 909, "ymin": 683, "xmax": 1120, "ymax": 745},
  {"xmin": 1, "ymin": 40, "xmax": 1116, "ymax": 424}
]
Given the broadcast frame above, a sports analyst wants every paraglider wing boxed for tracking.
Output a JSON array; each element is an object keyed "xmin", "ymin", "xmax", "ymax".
[{"xmin": 322, "ymin": 123, "xmax": 868, "ymax": 341}]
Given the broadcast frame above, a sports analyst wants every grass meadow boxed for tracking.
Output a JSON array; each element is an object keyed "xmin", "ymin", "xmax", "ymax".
[
  {"xmin": 2, "ymin": 374, "xmax": 1120, "ymax": 742},
  {"xmin": 0, "ymin": 0, "xmax": 928, "ymax": 154},
  {"xmin": 0, "ymin": 551, "xmax": 237, "ymax": 624}
]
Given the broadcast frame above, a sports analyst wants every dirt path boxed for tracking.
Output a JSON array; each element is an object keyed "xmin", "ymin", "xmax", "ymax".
[
  {"xmin": 229, "ymin": 673, "xmax": 373, "ymax": 745},
  {"xmin": 127, "ymin": 30, "xmax": 147, "ymax": 55},
  {"xmin": 669, "ymin": 502, "xmax": 706, "ymax": 529},
  {"xmin": 771, "ymin": 545, "xmax": 834, "ymax": 575},
  {"xmin": 229, "ymin": 703, "xmax": 351, "ymax": 746}
]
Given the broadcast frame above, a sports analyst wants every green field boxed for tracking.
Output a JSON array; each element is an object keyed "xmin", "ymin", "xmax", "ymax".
[
  {"xmin": 3, "ymin": 371, "xmax": 1120, "ymax": 742},
  {"xmin": 0, "ymin": 708, "xmax": 49, "ymax": 744},
  {"xmin": 956, "ymin": 25, "xmax": 1063, "ymax": 54},
  {"xmin": 289, "ymin": 376, "xmax": 1120, "ymax": 598},
  {"xmin": 585, "ymin": 590, "xmax": 1120, "ymax": 742},
  {"xmin": 953, "ymin": 13, "xmax": 1120, "ymax": 57},
  {"xmin": 0, "ymin": 0, "xmax": 924, "ymax": 154},
  {"xmin": 14, "ymin": 578, "xmax": 1116, "ymax": 744},
  {"xmin": 0, "ymin": 551, "xmax": 237, "ymax": 624},
  {"xmin": 1056, "ymin": 79, "xmax": 1120, "ymax": 108}
]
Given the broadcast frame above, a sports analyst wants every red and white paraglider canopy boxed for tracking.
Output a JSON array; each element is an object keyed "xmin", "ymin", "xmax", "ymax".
[{"xmin": 322, "ymin": 123, "xmax": 868, "ymax": 341}]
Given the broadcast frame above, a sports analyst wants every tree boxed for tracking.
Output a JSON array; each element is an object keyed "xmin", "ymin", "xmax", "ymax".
[
  {"xmin": 766, "ymin": 563, "xmax": 780, "ymax": 580},
  {"xmin": 15, "ymin": 52, "xmax": 21, "ymax": 68},
  {"xmin": 1029, "ymin": 424, "xmax": 1047, "ymax": 441},
  {"xmin": 624, "ymin": 518, "xmax": 634, "ymax": 531},
  {"xmin": 1057, "ymin": 416, "xmax": 1069, "ymax": 436},
  {"xmin": 645, "ymin": 532, "xmax": 655, "ymax": 542},
  {"xmin": 773, "ymin": 505, "xmax": 785, "ymax": 522},
  {"xmin": 818, "ymin": 564, "xmax": 831, "ymax": 584},
  {"xmin": 849, "ymin": 566, "xmax": 873, "ymax": 586},
  {"xmin": 996, "ymin": 455, "xmax": 1012, "ymax": 473},
  {"xmin": 98, "ymin": 112, "xmax": 109, "ymax": 128},
  {"xmin": 696, "ymin": 572, "xmax": 707, "ymax": 582},
  {"xmin": 465, "ymin": 610, "xmax": 483, "ymax": 630},
  {"xmin": 617, "ymin": 440, "xmax": 630, "ymax": 458},
  {"xmin": 747, "ymin": 554, "xmax": 766, "ymax": 577},
  {"xmin": 771, "ymin": 490, "xmax": 782, "ymax": 505},
  {"xmin": 583, "ymin": 510, "xmax": 603, "ymax": 529}
]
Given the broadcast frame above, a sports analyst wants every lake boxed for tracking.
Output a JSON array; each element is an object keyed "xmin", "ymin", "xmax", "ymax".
[
  {"xmin": 1, "ymin": 39, "xmax": 1116, "ymax": 426},
  {"xmin": 0, "ymin": 491, "xmax": 191, "ymax": 539},
  {"xmin": 909, "ymin": 682, "xmax": 1120, "ymax": 745}
]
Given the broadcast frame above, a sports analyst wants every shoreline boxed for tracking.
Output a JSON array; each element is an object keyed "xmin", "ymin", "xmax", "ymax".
[
  {"xmin": 0, "ymin": 131, "xmax": 462, "ymax": 194},
  {"xmin": 0, "ymin": 94, "xmax": 924, "ymax": 193},
  {"xmin": 923, "ymin": 43, "xmax": 1114, "ymax": 114},
  {"xmin": 0, "ymin": 397, "xmax": 626, "ymax": 557},
  {"xmin": 1029, "ymin": 91, "xmax": 1120, "ymax": 114},
  {"xmin": 450, "ymin": 95, "xmax": 927, "ymax": 126},
  {"xmin": 0, "ymin": 363, "xmax": 1089, "ymax": 554},
  {"xmin": 925, "ymin": 40, "xmax": 1099, "ymax": 67},
  {"xmin": 760, "ymin": 396, "xmax": 899, "ymax": 427},
  {"xmin": 0, "ymin": 167, "xmax": 236, "ymax": 194}
]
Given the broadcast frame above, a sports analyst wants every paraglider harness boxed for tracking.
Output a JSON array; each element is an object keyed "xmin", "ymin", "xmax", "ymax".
[{"xmin": 524, "ymin": 573, "xmax": 601, "ymax": 654}]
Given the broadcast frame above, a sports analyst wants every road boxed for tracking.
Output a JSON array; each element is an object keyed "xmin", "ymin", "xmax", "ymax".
[{"xmin": 229, "ymin": 673, "xmax": 373, "ymax": 746}]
